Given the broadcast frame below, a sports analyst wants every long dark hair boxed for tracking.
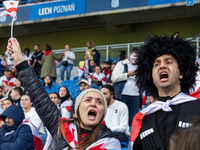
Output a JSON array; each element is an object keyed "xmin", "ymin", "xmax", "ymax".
[
  {"xmin": 57, "ymin": 107, "xmax": 104, "ymax": 150},
  {"xmin": 43, "ymin": 75, "xmax": 52, "ymax": 89},
  {"xmin": 24, "ymin": 47, "xmax": 30, "ymax": 57},
  {"xmin": 58, "ymin": 86, "xmax": 72, "ymax": 103}
]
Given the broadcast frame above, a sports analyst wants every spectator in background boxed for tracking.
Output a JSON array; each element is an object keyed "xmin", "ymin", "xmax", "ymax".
[
  {"xmin": 107, "ymin": 63, "xmax": 116, "ymax": 85},
  {"xmin": 0, "ymin": 105, "xmax": 36, "ymax": 150},
  {"xmin": 11, "ymin": 66, "xmax": 18, "ymax": 78},
  {"xmin": 2, "ymin": 79, "xmax": 24, "ymax": 99},
  {"xmin": 0, "ymin": 86, "xmax": 3, "ymax": 99},
  {"xmin": 172, "ymin": 31, "xmax": 180, "ymax": 39},
  {"xmin": 77, "ymin": 61, "xmax": 86, "ymax": 79},
  {"xmin": 112, "ymin": 48, "xmax": 140, "ymax": 126},
  {"xmin": 40, "ymin": 44, "xmax": 64, "ymax": 81},
  {"xmin": 2, "ymin": 99, "xmax": 13, "ymax": 111},
  {"xmin": 60, "ymin": 44, "xmax": 75, "ymax": 81},
  {"xmin": 0, "ymin": 54, "xmax": 7, "ymax": 77},
  {"xmin": 92, "ymin": 49, "xmax": 100, "ymax": 65},
  {"xmin": 119, "ymin": 50, "xmax": 126, "ymax": 61},
  {"xmin": 21, "ymin": 94, "xmax": 47, "ymax": 146},
  {"xmin": 49, "ymin": 92, "xmax": 60, "ymax": 109},
  {"xmin": 88, "ymin": 65, "xmax": 107, "ymax": 89},
  {"xmin": 101, "ymin": 85, "xmax": 130, "ymax": 144},
  {"xmin": 23, "ymin": 47, "xmax": 32, "ymax": 65},
  {"xmin": 103, "ymin": 60, "xmax": 112, "ymax": 80},
  {"xmin": 58, "ymin": 86, "xmax": 73, "ymax": 118},
  {"xmin": 0, "ymin": 68, "xmax": 16, "ymax": 94},
  {"xmin": 88, "ymin": 60, "xmax": 96, "ymax": 74},
  {"xmin": 31, "ymin": 44, "xmax": 43, "ymax": 78},
  {"xmin": 44, "ymin": 92, "xmax": 61, "ymax": 149},
  {"xmin": 146, "ymin": 92, "xmax": 157, "ymax": 106},
  {"xmin": 10, "ymin": 87, "xmax": 24, "ymax": 106},
  {"xmin": 0, "ymin": 99, "xmax": 13, "ymax": 127},
  {"xmin": 43, "ymin": 75, "xmax": 59, "ymax": 94},
  {"xmin": 85, "ymin": 41, "xmax": 95, "ymax": 71},
  {"xmin": 70, "ymin": 79, "xmax": 90, "ymax": 117}
]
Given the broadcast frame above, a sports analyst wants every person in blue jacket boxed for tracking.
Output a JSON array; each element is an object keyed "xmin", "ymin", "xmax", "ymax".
[
  {"xmin": 0, "ymin": 105, "xmax": 34, "ymax": 150},
  {"xmin": 92, "ymin": 49, "xmax": 100, "ymax": 65}
]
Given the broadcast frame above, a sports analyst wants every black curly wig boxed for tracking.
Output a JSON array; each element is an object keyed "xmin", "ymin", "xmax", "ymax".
[{"xmin": 135, "ymin": 35, "xmax": 197, "ymax": 98}]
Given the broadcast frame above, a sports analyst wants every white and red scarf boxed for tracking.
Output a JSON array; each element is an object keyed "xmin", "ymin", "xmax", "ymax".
[
  {"xmin": 106, "ymin": 69, "xmax": 111, "ymax": 79},
  {"xmin": 20, "ymin": 119, "xmax": 43, "ymax": 150},
  {"xmin": 60, "ymin": 120, "xmax": 120, "ymax": 150},
  {"xmin": 61, "ymin": 99, "xmax": 73, "ymax": 119},
  {"xmin": 59, "ymin": 99, "xmax": 120, "ymax": 150},
  {"xmin": 77, "ymin": 66, "xmax": 85, "ymax": 77},
  {"xmin": 88, "ymin": 72, "xmax": 107, "ymax": 85},
  {"xmin": 190, "ymin": 70, "xmax": 200, "ymax": 99},
  {"xmin": 128, "ymin": 92, "xmax": 197, "ymax": 150}
]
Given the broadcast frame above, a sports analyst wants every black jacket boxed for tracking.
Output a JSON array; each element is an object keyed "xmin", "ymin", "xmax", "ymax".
[
  {"xmin": 16, "ymin": 61, "xmax": 119, "ymax": 150},
  {"xmin": 133, "ymin": 99, "xmax": 200, "ymax": 150},
  {"xmin": 31, "ymin": 51, "xmax": 43, "ymax": 69}
]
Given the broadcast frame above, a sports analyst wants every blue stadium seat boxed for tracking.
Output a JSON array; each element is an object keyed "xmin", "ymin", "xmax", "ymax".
[
  {"xmin": 74, "ymin": 82, "xmax": 79, "ymax": 87},
  {"xmin": 114, "ymin": 57, "xmax": 119, "ymax": 63},
  {"xmin": 71, "ymin": 94, "xmax": 75, "ymax": 99},
  {"xmin": 68, "ymin": 88, "xmax": 75, "ymax": 95},
  {"xmin": 74, "ymin": 76, "xmax": 79, "ymax": 83},
  {"xmin": 44, "ymin": 84, "xmax": 59, "ymax": 94},
  {"xmin": 61, "ymin": 83, "xmax": 74, "ymax": 89},
  {"xmin": 75, "ymin": 85, "xmax": 80, "ymax": 90},
  {"xmin": 39, "ymin": 78, "xmax": 43, "ymax": 83},
  {"xmin": 61, "ymin": 80, "xmax": 74, "ymax": 84}
]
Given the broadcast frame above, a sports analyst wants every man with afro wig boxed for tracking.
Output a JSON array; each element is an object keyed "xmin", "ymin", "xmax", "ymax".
[{"xmin": 128, "ymin": 35, "xmax": 200, "ymax": 150}]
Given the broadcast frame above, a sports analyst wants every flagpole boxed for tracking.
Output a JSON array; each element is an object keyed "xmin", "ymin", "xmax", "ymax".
[{"xmin": 11, "ymin": 17, "xmax": 14, "ymax": 40}]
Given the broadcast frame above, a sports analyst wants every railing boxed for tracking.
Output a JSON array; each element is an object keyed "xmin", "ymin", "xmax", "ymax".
[{"xmin": 52, "ymin": 36, "xmax": 200, "ymax": 67}]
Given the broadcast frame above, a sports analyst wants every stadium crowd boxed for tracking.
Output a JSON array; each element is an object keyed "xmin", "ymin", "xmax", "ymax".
[{"xmin": 0, "ymin": 32, "xmax": 200, "ymax": 150}]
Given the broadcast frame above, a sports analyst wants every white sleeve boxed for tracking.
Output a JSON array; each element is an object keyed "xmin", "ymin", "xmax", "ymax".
[
  {"xmin": 69, "ymin": 52, "xmax": 76, "ymax": 60},
  {"xmin": 30, "ymin": 110, "xmax": 43, "ymax": 129},
  {"xmin": 0, "ymin": 77, "xmax": 3, "ymax": 86},
  {"xmin": 110, "ymin": 104, "xmax": 129, "ymax": 132},
  {"xmin": 111, "ymin": 61, "xmax": 128, "ymax": 82}
]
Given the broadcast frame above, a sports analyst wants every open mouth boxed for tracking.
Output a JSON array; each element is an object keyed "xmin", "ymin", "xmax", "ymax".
[
  {"xmin": 159, "ymin": 72, "xmax": 169, "ymax": 81},
  {"xmin": 88, "ymin": 110, "xmax": 97, "ymax": 120}
]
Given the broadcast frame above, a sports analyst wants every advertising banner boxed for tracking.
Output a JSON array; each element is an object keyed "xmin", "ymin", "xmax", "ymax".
[
  {"xmin": 29, "ymin": 0, "xmax": 85, "ymax": 20},
  {"xmin": 85, "ymin": 0, "xmax": 147, "ymax": 13},
  {"xmin": 148, "ymin": 0, "xmax": 185, "ymax": 6}
]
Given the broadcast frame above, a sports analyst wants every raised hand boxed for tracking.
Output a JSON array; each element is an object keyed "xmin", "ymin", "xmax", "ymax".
[{"xmin": 7, "ymin": 38, "xmax": 25, "ymax": 64}]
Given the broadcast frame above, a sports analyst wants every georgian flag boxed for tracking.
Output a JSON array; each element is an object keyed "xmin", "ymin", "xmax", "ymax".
[
  {"xmin": 20, "ymin": 119, "xmax": 43, "ymax": 150},
  {"xmin": 77, "ymin": 66, "xmax": 85, "ymax": 77},
  {"xmin": 60, "ymin": 99, "xmax": 73, "ymax": 119},
  {"xmin": 128, "ymin": 92, "xmax": 197, "ymax": 150},
  {"xmin": 88, "ymin": 72, "xmax": 107, "ymax": 85},
  {"xmin": 190, "ymin": 70, "xmax": 200, "ymax": 99},
  {"xmin": 60, "ymin": 118, "xmax": 121, "ymax": 150},
  {"xmin": 0, "ymin": 0, "xmax": 19, "ymax": 20}
]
